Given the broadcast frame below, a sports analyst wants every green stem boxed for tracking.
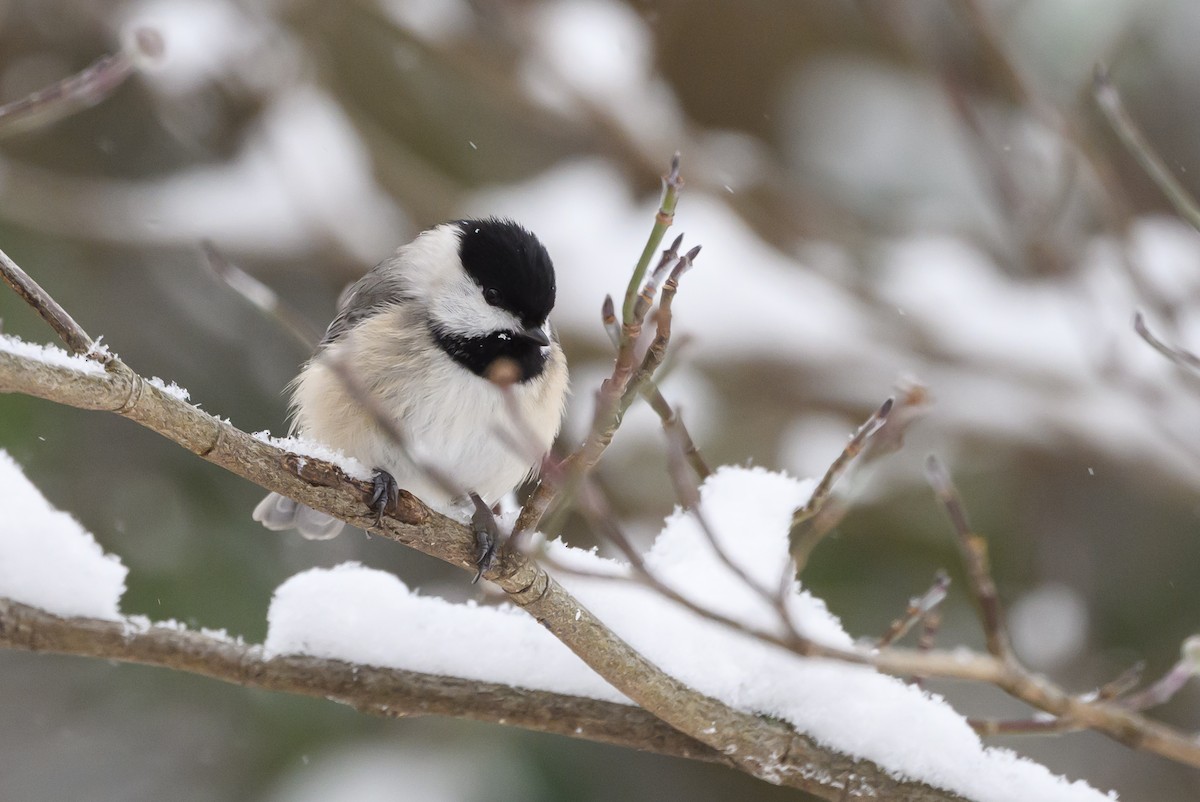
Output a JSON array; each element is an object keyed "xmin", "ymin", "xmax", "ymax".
[{"xmin": 622, "ymin": 153, "xmax": 683, "ymax": 326}]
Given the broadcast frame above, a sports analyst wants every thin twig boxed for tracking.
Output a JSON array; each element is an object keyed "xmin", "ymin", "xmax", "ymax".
[
  {"xmin": 1093, "ymin": 65, "xmax": 1200, "ymax": 234},
  {"xmin": 1116, "ymin": 636, "xmax": 1200, "ymax": 712},
  {"xmin": 514, "ymin": 224, "xmax": 699, "ymax": 540},
  {"xmin": 543, "ymin": 476, "xmax": 1200, "ymax": 768},
  {"xmin": 603, "ymin": 291, "xmax": 711, "ymax": 481},
  {"xmin": 789, "ymin": 397, "xmax": 894, "ymax": 573},
  {"xmin": 877, "ymin": 571, "xmax": 951, "ymax": 649},
  {"xmin": 925, "ymin": 456, "xmax": 1013, "ymax": 662},
  {"xmin": 0, "ymin": 246, "xmax": 100, "ymax": 358},
  {"xmin": 200, "ymin": 240, "xmax": 321, "ymax": 349},
  {"xmin": 0, "ymin": 29, "xmax": 163, "ymax": 137},
  {"xmin": 323, "ymin": 352, "xmax": 465, "ymax": 507},
  {"xmin": 622, "ymin": 153, "xmax": 683, "ymax": 325},
  {"xmin": 1134, "ymin": 311, "xmax": 1200, "ymax": 375},
  {"xmin": 794, "ymin": 397, "xmax": 893, "ymax": 528},
  {"xmin": 663, "ymin": 415, "xmax": 776, "ymax": 606},
  {"xmin": 562, "ymin": 477, "xmax": 816, "ymax": 657},
  {"xmin": 1096, "ymin": 661, "xmax": 1146, "ymax": 702},
  {"xmin": 970, "ymin": 716, "xmax": 1076, "ymax": 737}
]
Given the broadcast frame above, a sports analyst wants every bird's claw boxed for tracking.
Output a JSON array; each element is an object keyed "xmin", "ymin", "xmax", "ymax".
[
  {"xmin": 470, "ymin": 492, "xmax": 501, "ymax": 583},
  {"xmin": 369, "ymin": 469, "xmax": 400, "ymax": 527}
]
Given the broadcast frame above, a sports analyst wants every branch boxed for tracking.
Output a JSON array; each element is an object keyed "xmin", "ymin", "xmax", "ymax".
[
  {"xmin": 602, "ymin": 293, "xmax": 711, "ymax": 480},
  {"xmin": 925, "ymin": 456, "xmax": 1013, "ymax": 662},
  {"xmin": 789, "ymin": 397, "xmax": 893, "ymax": 572},
  {"xmin": 622, "ymin": 153, "xmax": 683, "ymax": 324},
  {"xmin": 0, "ymin": 29, "xmax": 164, "ymax": 137},
  {"xmin": 1093, "ymin": 65, "xmax": 1200, "ymax": 234},
  {"xmin": 0, "ymin": 246, "xmax": 99, "ymax": 357},
  {"xmin": 1134, "ymin": 310, "xmax": 1200, "ymax": 376},
  {"xmin": 877, "ymin": 571, "xmax": 951, "ymax": 649},
  {"xmin": 0, "ymin": 598, "xmax": 725, "ymax": 765}
]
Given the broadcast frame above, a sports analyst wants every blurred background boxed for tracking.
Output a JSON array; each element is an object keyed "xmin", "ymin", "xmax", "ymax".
[{"xmin": 0, "ymin": 0, "xmax": 1199, "ymax": 799}]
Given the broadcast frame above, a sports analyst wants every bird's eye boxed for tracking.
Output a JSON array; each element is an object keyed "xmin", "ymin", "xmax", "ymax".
[{"xmin": 483, "ymin": 287, "xmax": 502, "ymax": 306}]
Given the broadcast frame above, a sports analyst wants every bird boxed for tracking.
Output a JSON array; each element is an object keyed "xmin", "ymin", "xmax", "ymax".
[{"xmin": 253, "ymin": 218, "xmax": 569, "ymax": 560}]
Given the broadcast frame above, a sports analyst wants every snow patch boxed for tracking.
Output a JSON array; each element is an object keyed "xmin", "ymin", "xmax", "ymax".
[
  {"xmin": 264, "ymin": 466, "xmax": 1112, "ymax": 802},
  {"xmin": 148, "ymin": 376, "xmax": 191, "ymax": 402},
  {"xmin": 0, "ymin": 333, "xmax": 107, "ymax": 375},
  {"xmin": 251, "ymin": 432, "xmax": 373, "ymax": 481},
  {"xmin": 264, "ymin": 563, "xmax": 627, "ymax": 704},
  {"xmin": 0, "ymin": 451, "xmax": 127, "ymax": 620}
]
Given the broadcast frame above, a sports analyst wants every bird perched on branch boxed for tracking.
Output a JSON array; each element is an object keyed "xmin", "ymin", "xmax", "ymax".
[{"xmin": 254, "ymin": 218, "xmax": 569, "ymax": 564}]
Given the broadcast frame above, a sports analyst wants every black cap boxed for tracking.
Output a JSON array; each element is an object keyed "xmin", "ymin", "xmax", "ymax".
[{"xmin": 456, "ymin": 218, "xmax": 556, "ymax": 328}]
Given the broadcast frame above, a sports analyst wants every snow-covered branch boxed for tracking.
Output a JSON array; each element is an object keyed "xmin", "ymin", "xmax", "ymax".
[
  {"xmin": 0, "ymin": 598, "xmax": 726, "ymax": 766},
  {"xmin": 0, "ymin": 261, "xmax": 967, "ymax": 801}
]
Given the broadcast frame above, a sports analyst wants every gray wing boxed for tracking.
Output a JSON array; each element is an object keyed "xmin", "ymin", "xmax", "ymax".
[{"xmin": 319, "ymin": 258, "xmax": 413, "ymax": 349}]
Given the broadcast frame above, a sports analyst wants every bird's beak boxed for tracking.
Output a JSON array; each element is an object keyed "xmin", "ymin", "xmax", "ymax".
[{"xmin": 517, "ymin": 326, "xmax": 551, "ymax": 347}]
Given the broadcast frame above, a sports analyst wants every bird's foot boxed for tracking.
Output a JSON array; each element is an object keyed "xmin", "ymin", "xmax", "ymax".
[
  {"xmin": 368, "ymin": 469, "xmax": 400, "ymax": 527},
  {"xmin": 469, "ymin": 492, "xmax": 502, "ymax": 583}
]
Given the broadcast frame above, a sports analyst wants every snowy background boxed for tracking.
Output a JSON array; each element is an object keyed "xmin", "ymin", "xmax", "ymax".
[{"xmin": 0, "ymin": 1, "xmax": 1199, "ymax": 800}]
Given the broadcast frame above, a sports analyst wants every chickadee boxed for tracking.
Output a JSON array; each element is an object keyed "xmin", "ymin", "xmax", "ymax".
[{"xmin": 253, "ymin": 218, "xmax": 569, "ymax": 547}]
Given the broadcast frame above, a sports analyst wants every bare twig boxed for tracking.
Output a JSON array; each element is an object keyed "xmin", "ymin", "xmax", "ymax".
[
  {"xmin": 970, "ymin": 715, "xmax": 1075, "ymax": 737},
  {"xmin": 200, "ymin": 240, "xmax": 322, "ymax": 349},
  {"xmin": 603, "ymin": 292, "xmax": 711, "ymax": 481},
  {"xmin": 1093, "ymin": 65, "xmax": 1200, "ymax": 234},
  {"xmin": 0, "ymin": 246, "xmax": 99, "ymax": 358},
  {"xmin": 548, "ymin": 466, "xmax": 1200, "ymax": 768},
  {"xmin": 1097, "ymin": 661, "xmax": 1146, "ymax": 701},
  {"xmin": 877, "ymin": 571, "xmax": 951, "ymax": 649},
  {"xmin": 794, "ymin": 397, "xmax": 894, "ymax": 529},
  {"xmin": 663, "ymin": 415, "xmax": 776, "ymax": 606},
  {"xmin": 322, "ymin": 352, "xmax": 466, "ymax": 509},
  {"xmin": 1134, "ymin": 311, "xmax": 1200, "ymax": 375},
  {"xmin": 0, "ymin": 29, "xmax": 163, "ymax": 137},
  {"xmin": 789, "ymin": 397, "xmax": 894, "ymax": 572},
  {"xmin": 1117, "ymin": 636, "xmax": 1200, "ymax": 712},
  {"xmin": 647, "ymin": 389, "xmax": 711, "ymax": 480},
  {"xmin": 967, "ymin": 656, "xmax": 1169, "ymax": 739},
  {"xmin": 925, "ymin": 456, "xmax": 1012, "ymax": 662},
  {"xmin": 514, "ymin": 223, "xmax": 700, "ymax": 540}
]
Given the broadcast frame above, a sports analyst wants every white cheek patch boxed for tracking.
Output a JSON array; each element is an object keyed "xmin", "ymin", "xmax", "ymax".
[
  {"xmin": 398, "ymin": 224, "xmax": 519, "ymax": 335},
  {"xmin": 429, "ymin": 270, "xmax": 520, "ymax": 335}
]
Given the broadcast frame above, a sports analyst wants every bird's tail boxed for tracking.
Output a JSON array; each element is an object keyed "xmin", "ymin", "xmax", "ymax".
[{"xmin": 252, "ymin": 492, "xmax": 345, "ymax": 540}]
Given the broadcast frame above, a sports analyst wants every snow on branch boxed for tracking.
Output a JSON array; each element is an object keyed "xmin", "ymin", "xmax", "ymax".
[{"xmin": 0, "ymin": 597, "xmax": 723, "ymax": 766}]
